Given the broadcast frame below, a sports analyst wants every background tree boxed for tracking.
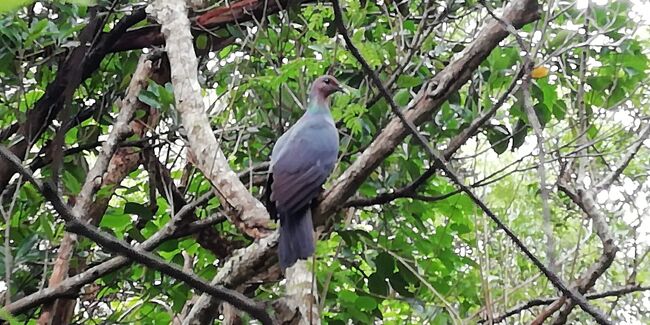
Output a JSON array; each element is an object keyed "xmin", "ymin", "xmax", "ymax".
[{"xmin": 0, "ymin": 0, "xmax": 649, "ymax": 324}]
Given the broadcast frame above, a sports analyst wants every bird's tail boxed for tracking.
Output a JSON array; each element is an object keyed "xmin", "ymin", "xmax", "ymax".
[{"xmin": 279, "ymin": 208, "xmax": 315, "ymax": 269}]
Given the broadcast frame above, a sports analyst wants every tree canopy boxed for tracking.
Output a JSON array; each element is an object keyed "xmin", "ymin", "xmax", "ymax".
[{"xmin": 0, "ymin": 0, "xmax": 649, "ymax": 324}]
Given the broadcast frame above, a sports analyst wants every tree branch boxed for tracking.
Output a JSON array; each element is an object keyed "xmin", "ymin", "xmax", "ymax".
[
  {"xmin": 0, "ymin": 0, "xmax": 286, "ymax": 192},
  {"xmin": 143, "ymin": 149, "xmax": 244, "ymax": 258},
  {"xmin": 484, "ymin": 285, "xmax": 650, "ymax": 323},
  {"xmin": 147, "ymin": 0, "xmax": 271, "ymax": 239},
  {"xmin": 545, "ymin": 179, "xmax": 619, "ymax": 324},
  {"xmin": 0, "ymin": 7, "xmax": 147, "ymax": 191},
  {"xmin": 345, "ymin": 66, "xmax": 524, "ymax": 208},
  {"xmin": 594, "ymin": 123, "xmax": 650, "ymax": 192},
  {"xmin": 4, "ymin": 190, "xmax": 212, "ymax": 315},
  {"xmin": 0, "ymin": 145, "xmax": 273, "ymax": 324},
  {"xmin": 5, "ymin": 163, "xmax": 256, "ymax": 315}
]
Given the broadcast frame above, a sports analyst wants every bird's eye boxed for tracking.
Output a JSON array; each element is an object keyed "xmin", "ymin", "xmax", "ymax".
[{"xmin": 324, "ymin": 78, "xmax": 330, "ymax": 84}]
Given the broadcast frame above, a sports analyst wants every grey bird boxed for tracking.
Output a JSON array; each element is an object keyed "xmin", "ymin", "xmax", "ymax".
[{"xmin": 265, "ymin": 75, "xmax": 344, "ymax": 269}]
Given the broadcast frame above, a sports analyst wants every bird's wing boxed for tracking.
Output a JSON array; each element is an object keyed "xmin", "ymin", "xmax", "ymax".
[
  {"xmin": 271, "ymin": 127, "xmax": 292, "ymax": 167},
  {"xmin": 262, "ymin": 173, "xmax": 277, "ymax": 220},
  {"xmin": 270, "ymin": 129, "xmax": 338, "ymax": 217}
]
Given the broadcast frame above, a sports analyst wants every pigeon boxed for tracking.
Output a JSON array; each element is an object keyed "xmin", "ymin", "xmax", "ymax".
[{"xmin": 265, "ymin": 75, "xmax": 344, "ymax": 269}]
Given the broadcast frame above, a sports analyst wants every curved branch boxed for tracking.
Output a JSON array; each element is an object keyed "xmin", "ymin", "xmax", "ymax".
[
  {"xmin": 594, "ymin": 123, "xmax": 650, "ymax": 192},
  {"xmin": 0, "ymin": 145, "xmax": 273, "ymax": 324},
  {"xmin": 147, "ymin": 0, "xmax": 271, "ymax": 238},
  {"xmin": 4, "ymin": 165, "xmax": 257, "ymax": 315},
  {"xmin": 483, "ymin": 285, "xmax": 650, "ymax": 324}
]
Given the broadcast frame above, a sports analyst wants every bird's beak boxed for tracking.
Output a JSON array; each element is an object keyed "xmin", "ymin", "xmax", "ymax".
[{"xmin": 336, "ymin": 84, "xmax": 348, "ymax": 94}]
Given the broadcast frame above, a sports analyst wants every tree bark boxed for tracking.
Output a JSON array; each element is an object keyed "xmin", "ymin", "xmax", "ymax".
[{"xmin": 147, "ymin": 0, "xmax": 272, "ymax": 240}]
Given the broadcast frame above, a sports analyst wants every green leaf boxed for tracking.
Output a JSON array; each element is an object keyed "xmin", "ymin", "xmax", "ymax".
[
  {"xmin": 355, "ymin": 295, "xmax": 377, "ymax": 310},
  {"xmin": 169, "ymin": 284, "xmax": 190, "ymax": 312},
  {"xmin": 138, "ymin": 90, "xmax": 161, "ymax": 109},
  {"xmin": 388, "ymin": 272, "xmax": 413, "ymax": 297},
  {"xmin": 486, "ymin": 124, "xmax": 510, "ymax": 154},
  {"xmin": 62, "ymin": 170, "xmax": 82, "ymax": 194},
  {"xmin": 159, "ymin": 82, "xmax": 176, "ymax": 109},
  {"xmin": 25, "ymin": 19, "xmax": 49, "ymax": 46},
  {"xmin": 19, "ymin": 90, "xmax": 44, "ymax": 111},
  {"xmin": 488, "ymin": 47, "xmax": 518, "ymax": 71},
  {"xmin": 451, "ymin": 44, "xmax": 465, "ymax": 53},
  {"xmin": 396, "ymin": 259, "xmax": 419, "ymax": 285},
  {"xmin": 534, "ymin": 103, "xmax": 551, "ymax": 127},
  {"xmin": 536, "ymin": 78, "xmax": 558, "ymax": 113},
  {"xmin": 226, "ymin": 24, "xmax": 245, "ymax": 39},
  {"xmin": 511, "ymin": 119, "xmax": 529, "ymax": 151},
  {"xmin": 587, "ymin": 124, "xmax": 599, "ymax": 139},
  {"xmin": 0, "ymin": 0, "xmax": 33, "ymax": 13},
  {"xmin": 124, "ymin": 202, "xmax": 155, "ymax": 220},
  {"xmin": 368, "ymin": 272, "xmax": 389, "ymax": 296},
  {"xmin": 0, "ymin": 307, "xmax": 20, "ymax": 325},
  {"xmin": 552, "ymin": 101, "xmax": 567, "ymax": 120},
  {"xmin": 402, "ymin": 20, "xmax": 416, "ymax": 32},
  {"xmin": 374, "ymin": 252, "xmax": 395, "ymax": 277},
  {"xmin": 347, "ymin": 305, "xmax": 371, "ymax": 323},
  {"xmin": 15, "ymin": 234, "xmax": 39, "ymax": 262},
  {"xmin": 100, "ymin": 212, "xmax": 131, "ymax": 231},
  {"xmin": 394, "ymin": 89, "xmax": 410, "ymax": 106},
  {"xmin": 432, "ymin": 312, "xmax": 450, "ymax": 325},
  {"xmin": 127, "ymin": 228, "xmax": 146, "ymax": 243},
  {"xmin": 396, "ymin": 75, "xmax": 422, "ymax": 88},
  {"xmin": 39, "ymin": 213, "xmax": 55, "ymax": 240},
  {"xmin": 448, "ymin": 91, "xmax": 461, "ymax": 106},
  {"xmin": 509, "ymin": 89, "xmax": 526, "ymax": 120},
  {"xmin": 196, "ymin": 34, "xmax": 208, "ymax": 50},
  {"xmin": 588, "ymin": 76, "xmax": 611, "ymax": 92},
  {"xmin": 339, "ymin": 289, "xmax": 357, "ymax": 302}
]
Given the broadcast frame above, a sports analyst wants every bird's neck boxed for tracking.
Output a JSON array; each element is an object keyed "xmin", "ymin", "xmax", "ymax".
[{"xmin": 306, "ymin": 94, "xmax": 331, "ymax": 114}]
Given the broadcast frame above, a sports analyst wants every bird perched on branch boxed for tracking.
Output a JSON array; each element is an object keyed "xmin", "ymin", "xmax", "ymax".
[{"xmin": 265, "ymin": 75, "xmax": 344, "ymax": 269}]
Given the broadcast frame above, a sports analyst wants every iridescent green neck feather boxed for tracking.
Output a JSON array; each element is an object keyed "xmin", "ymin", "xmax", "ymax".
[{"xmin": 306, "ymin": 94, "xmax": 331, "ymax": 114}]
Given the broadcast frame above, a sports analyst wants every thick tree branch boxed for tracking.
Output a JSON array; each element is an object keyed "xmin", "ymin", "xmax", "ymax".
[
  {"xmin": 345, "ymin": 67, "xmax": 524, "ymax": 208},
  {"xmin": 182, "ymin": 233, "xmax": 279, "ymax": 324},
  {"xmin": 111, "ymin": 0, "xmax": 304, "ymax": 52},
  {"xmin": 0, "ymin": 0, "xmax": 288, "ymax": 192},
  {"xmin": 315, "ymin": 0, "xmax": 541, "ymax": 225},
  {"xmin": 544, "ymin": 179, "xmax": 619, "ymax": 324},
  {"xmin": 148, "ymin": 0, "xmax": 271, "ymax": 238}
]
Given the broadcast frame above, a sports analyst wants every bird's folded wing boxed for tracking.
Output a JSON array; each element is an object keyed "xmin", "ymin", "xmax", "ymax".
[{"xmin": 270, "ymin": 138, "xmax": 333, "ymax": 217}]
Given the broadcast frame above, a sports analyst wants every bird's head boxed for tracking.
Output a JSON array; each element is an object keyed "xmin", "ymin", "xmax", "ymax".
[{"xmin": 310, "ymin": 75, "xmax": 345, "ymax": 100}]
